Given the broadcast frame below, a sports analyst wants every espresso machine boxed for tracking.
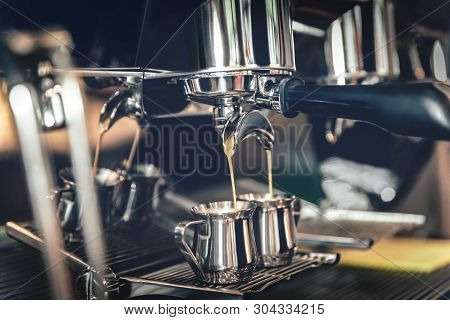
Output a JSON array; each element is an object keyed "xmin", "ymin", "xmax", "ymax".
[
  {"xmin": 0, "ymin": 0, "xmax": 449, "ymax": 300},
  {"xmin": 94, "ymin": 0, "xmax": 450, "ymax": 145}
]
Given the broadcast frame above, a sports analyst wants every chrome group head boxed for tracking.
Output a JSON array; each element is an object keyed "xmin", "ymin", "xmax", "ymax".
[{"xmin": 179, "ymin": 0, "xmax": 295, "ymax": 150}]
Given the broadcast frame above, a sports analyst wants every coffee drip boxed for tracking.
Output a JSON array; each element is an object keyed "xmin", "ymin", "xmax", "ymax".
[
  {"xmin": 124, "ymin": 126, "xmax": 141, "ymax": 171},
  {"xmin": 93, "ymin": 119, "xmax": 142, "ymax": 172},
  {"xmin": 93, "ymin": 131, "xmax": 105, "ymax": 171},
  {"xmin": 222, "ymin": 112, "xmax": 274, "ymax": 211},
  {"xmin": 223, "ymin": 135, "xmax": 237, "ymax": 211}
]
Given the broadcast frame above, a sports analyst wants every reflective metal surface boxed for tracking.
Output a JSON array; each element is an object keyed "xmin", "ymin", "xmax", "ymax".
[
  {"xmin": 299, "ymin": 205, "xmax": 426, "ymax": 249},
  {"xmin": 221, "ymin": 109, "xmax": 275, "ymax": 155},
  {"xmin": 162, "ymin": 0, "xmax": 295, "ymax": 121},
  {"xmin": 431, "ymin": 40, "xmax": 448, "ymax": 82},
  {"xmin": 238, "ymin": 193, "xmax": 297, "ymax": 267},
  {"xmin": 183, "ymin": 73, "xmax": 256, "ymax": 104},
  {"xmin": 55, "ymin": 167, "xmax": 124, "ymax": 241},
  {"xmin": 172, "ymin": 0, "xmax": 294, "ymax": 145},
  {"xmin": 129, "ymin": 251, "xmax": 338, "ymax": 299},
  {"xmin": 0, "ymin": 31, "xmax": 82, "ymax": 299},
  {"xmin": 321, "ymin": 0, "xmax": 400, "ymax": 142},
  {"xmin": 174, "ymin": 201, "xmax": 258, "ymax": 284},
  {"xmin": 112, "ymin": 164, "xmax": 162, "ymax": 230},
  {"xmin": 76, "ymin": 0, "xmax": 296, "ymax": 141},
  {"xmin": 2, "ymin": 30, "xmax": 110, "ymax": 298},
  {"xmin": 99, "ymin": 86, "xmax": 144, "ymax": 132},
  {"xmin": 5, "ymin": 81, "xmax": 73, "ymax": 298},
  {"xmin": 235, "ymin": 178, "xmax": 427, "ymax": 249},
  {"xmin": 324, "ymin": 0, "xmax": 399, "ymax": 84},
  {"xmin": 5, "ymin": 221, "xmax": 340, "ymax": 299},
  {"xmin": 50, "ymin": 39, "xmax": 108, "ymax": 279},
  {"xmin": 148, "ymin": 0, "xmax": 295, "ymax": 76}
]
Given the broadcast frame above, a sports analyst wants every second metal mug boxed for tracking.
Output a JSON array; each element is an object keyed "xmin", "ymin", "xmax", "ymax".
[
  {"xmin": 174, "ymin": 201, "xmax": 258, "ymax": 284},
  {"xmin": 238, "ymin": 193, "xmax": 298, "ymax": 267},
  {"xmin": 54, "ymin": 167, "xmax": 124, "ymax": 241},
  {"xmin": 112, "ymin": 163, "xmax": 163, "ymax": 230}
]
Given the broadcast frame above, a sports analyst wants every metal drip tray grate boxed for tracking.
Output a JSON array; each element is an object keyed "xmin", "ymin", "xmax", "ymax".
[
  {"xmin": 297, "ymin": 202, "xmax": 426, "ymax": 249},
  {"xmin": 301, "ymin": 209, "xmax": 425, "ymax": 240},
  {"xmin": 6, "ymin": 221, "xmax": 338, "ymax": 299},
  {"xmin": 3, "ymin": 222, "xmax": 447, "ymax": 299},
  {"xmin": 7, "ymin": 221, "xmax": 183, "ymax": 278},
  {"xmin": 122, "ymin": 252, "xmax": 339, "ymax": 299}
]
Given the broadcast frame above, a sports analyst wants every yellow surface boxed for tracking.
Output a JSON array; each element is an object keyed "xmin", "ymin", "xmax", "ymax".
[{"xmin": 336, "ymin": 237, "xmax": 450, "ymax": 273}]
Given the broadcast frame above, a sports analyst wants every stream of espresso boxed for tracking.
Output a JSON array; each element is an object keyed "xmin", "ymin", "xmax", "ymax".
[
  {"xmin": 227, "ymin": 156, "xmax": 237, "ymax": 211},
  {"xmin": 224, "ymin": 137, "xmax": 275, "ymax": 210},
  {"xmin": 93, "ymin": 131, "xmax": 105, "ymax": 171},
  {"xmin": 93, "ymin": 113, "xmax": 114, "ymax": 171},
  {"xmin": 94, "ymin": 122, "xmax": 142, "ymax": 172},
  {"xmin": 266, "ymin": 149, "xmax": 274, "ymax": 198},
  {"xmin": 125, "ymin": 126, "xmax": 141, "ymax": 171},
  {"xmin": 224, "ymin": 136, "xmax": 237, "ymax": 211}
]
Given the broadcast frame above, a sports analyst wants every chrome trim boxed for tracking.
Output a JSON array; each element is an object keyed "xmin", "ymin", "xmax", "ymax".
[
  {"xmin": 55, "ymin": 167, "xmax": 125, "ymax": 241},
  {"xmin": 1, "ymin": 31, "xmax": 76, "ymax": 299},
  {"xmin": 58, "ymin": 53, "xmax": 108, "ymax": 277},
  {"xmin": 7, "ymin": 84, "xmax": 73, "ymax": 299},
  {"xmin": 2, "ymin": 31, "xmax": 107, "ymax": 297},
  {"xmin": 324, "ymin": 0, "xmax": 399, "ymax": 83},
  {"xmin": 147, "ymin": 0, "xmax": 295, "ymax": 76},
  {"xmin": 183, "ymin": 73, "xmax": 256, "ymax": 103},
  {"xmin": 221, "ymin": 109, "xmax": 275, "ymax": 154},
  {"xmin": 99, "ymin": 88, "xmax": 144, "ymax": 133}
]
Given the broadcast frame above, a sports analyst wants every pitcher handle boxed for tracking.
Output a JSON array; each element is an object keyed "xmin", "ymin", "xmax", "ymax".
[{"xmin": 174, "ymin": 220, "xmax": 206, "ymax": 279}]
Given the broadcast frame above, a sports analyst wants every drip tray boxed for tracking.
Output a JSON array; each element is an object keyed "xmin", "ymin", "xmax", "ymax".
[
  {"xmin": 6, "ymin": 221, "xmax": 339, "ymax": 299},
  {"xmin": 298, "ymin": 202, "xmax": 426, "ymax": 249},
  {"xmin": 122, "ymin": 252, "xmax": 339, "ymax": 299}
]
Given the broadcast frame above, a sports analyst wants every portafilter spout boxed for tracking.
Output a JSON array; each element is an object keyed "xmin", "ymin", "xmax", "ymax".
[
  {"xmin": 99, "ymin": 86, "xmax": 145, "ymax": 134},
  {"xmin": 214, "ymin": 104, "xmax": 274, "ymax": 156}
]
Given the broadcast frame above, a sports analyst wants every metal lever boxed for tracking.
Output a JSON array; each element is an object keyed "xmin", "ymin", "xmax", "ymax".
[
  {"xmin": 1, "ymin": 31, "xmax": 107, "ymax": 298},
  {"xmin": 1, "ymin": 32, "xmax": 74, "ymax": 299}
]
